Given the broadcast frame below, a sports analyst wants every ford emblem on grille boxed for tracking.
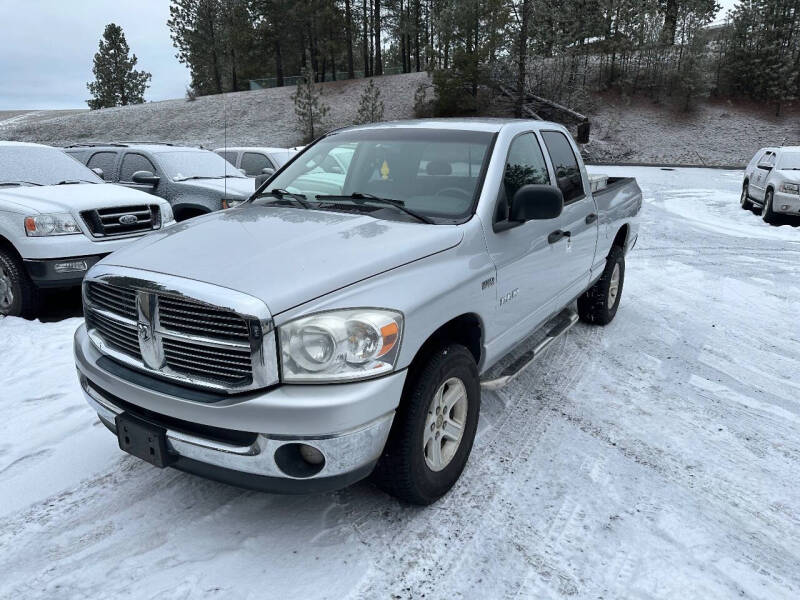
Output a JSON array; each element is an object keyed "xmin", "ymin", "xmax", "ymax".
[{"xmin": 119, "ymin": 214, "xmax": 138, "ymax": 225}]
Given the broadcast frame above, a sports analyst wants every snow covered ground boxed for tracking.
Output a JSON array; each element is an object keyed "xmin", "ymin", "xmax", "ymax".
[{"xmin": 1, "ymin": 167, "xmax": 798, "ymax": 599}]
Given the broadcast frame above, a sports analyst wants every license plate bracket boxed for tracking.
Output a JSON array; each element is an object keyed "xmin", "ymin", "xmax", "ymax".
[{"xmin": 115, "ymin": 412, "xmax": 174, "ymax": 468}]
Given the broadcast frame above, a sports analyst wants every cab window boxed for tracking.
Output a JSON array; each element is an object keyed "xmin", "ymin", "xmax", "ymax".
[
  {"xmin": 120, "ymin": 153, "xmax": 156, "ymax": 182},
  {"xmin": 87, "ymin": 151, "xmax": 118, "ymax": 181},
  {"xmin": 495, "ymin": 133, "xmax": 550, "ymax": 223},
  {"xmin": 541, "ymin": 131, "xmax": 585, "ymax": 204},
  {"xmin": 241, "ymin": 152, "xmax": 273, "ymax": 176}
]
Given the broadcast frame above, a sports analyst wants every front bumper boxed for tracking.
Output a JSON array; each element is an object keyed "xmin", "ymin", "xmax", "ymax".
[
  {"xmin": 74, "ymin": 324, "xmax": 403, "ymax": 493},
  {"xmin": 24, "ymin": 253, "xmax": 108, "ymax": 288},
  {"xmin": 773, "ymin": 190, "xmax": 800, "ymax": 213}
]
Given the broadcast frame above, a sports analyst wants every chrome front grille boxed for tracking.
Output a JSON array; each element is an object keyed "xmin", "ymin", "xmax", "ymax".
[
  {"xmin": 87, "ymin": 310, "xmax": 141, "ymax": 359},
  {"xmin": 86, "ymin": 282, "xmax": 137, "ymax": 320},
  {"xmin": 81, "ymin": 204, "xmax": 161, "ymax": 238},
  {"xmin": 158, "ymin": 295, "xmax": 251, "ymax": 341},
  {"xmin": 83, "ymin": 268, "xmax": 278, "ymax": 393}
]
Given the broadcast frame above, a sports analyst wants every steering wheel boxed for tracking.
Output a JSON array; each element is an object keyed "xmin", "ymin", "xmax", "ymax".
[{"xmin": 435, "ymin": 187, "xmax": 472, "ymax": 200}]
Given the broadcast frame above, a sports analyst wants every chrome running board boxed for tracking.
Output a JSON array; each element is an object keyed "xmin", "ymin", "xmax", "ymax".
[{"xmin": 480, "ymin": 308, "xmax": 579, "ymax": 391}]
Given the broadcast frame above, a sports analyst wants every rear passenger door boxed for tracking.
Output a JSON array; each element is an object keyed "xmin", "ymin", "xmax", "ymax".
[
  {"xmin": 541, "ymin": 130, "xmax": 598, "ymax": 300},
  {"xmin": 119, "ymin": 152, "xmax": 158, "ymax": 195}
]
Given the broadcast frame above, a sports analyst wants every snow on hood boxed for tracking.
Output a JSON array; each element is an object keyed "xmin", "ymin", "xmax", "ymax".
[
  {"xmin": 178, "ymin": 177, "xmax": 255, "ymax": 199},
  {"xmin": 775, "ymin": 169, "xmax": 800, "ymax": 182},
  {"xmin": 101, "ymin": 206, "xmax": 463, "ymax": 315},
  {"xmin": 0, "ymin": 182, "xmax": 165, "ymax": 215}
]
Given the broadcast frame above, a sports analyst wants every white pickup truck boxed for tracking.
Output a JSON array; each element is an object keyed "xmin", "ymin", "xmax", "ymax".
[
  {"xmin": 75, "ymin": 119, "xmax": 641, "ymax": 504},
  {"xmin": 0, "ymin": 142, "xmax": 175, "ymax": 317}
]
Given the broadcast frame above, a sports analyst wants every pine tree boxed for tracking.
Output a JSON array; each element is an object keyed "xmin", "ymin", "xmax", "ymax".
[
  {"xmin": 293, "ymin": 68, "xmax": 331, "ymax": 143},
  {"xmin": 355, "ymin": 79, "xmax": 385, "ymax": 123},
  {"xmin": 86, "ymin": 23, "xmax": 151, "ymax": 110}
]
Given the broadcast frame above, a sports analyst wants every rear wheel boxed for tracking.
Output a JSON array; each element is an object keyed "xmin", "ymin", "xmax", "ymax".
[
  {"xmin": 740, "ymin": 183, "xmax": 753, "ymax": 210},
  {"xmin": 372, "ymin": 344, "xmax": 480, "ymax": 505},
  {"xmin": 0, "ymin": 248, "xmax": 40, "ymax": 318},
  {"xmin": 762, "ymin": 189, "xmax": 776, "ymax": 224},
  {"xmin": 577, "ymin": 245, "xmax": 625, "ymax": 325}
]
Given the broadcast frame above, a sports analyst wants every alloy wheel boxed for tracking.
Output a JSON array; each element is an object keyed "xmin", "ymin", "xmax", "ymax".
[{"xmin": 423, "ymin": 377, "xmax": 468, "ymax": 472}]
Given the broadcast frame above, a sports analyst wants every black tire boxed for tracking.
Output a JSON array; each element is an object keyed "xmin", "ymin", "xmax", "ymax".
[
  {"xmin": 372, "ymin": 344, "xmax": 480, "ymax": 505},
  {"xmin": 762, "ymin": 189, "xmax": 776, "ymax": 224},
  {"xmin": 577, "ymin": 245, "xmax": 625, "ymax": 325},
  {"xmin": 0, "ymin": 247, "xmax": 40, "ymax": 318},
  {"xmin": 740, "ymin": 183, "xmax": 754, "ymax": 210}
]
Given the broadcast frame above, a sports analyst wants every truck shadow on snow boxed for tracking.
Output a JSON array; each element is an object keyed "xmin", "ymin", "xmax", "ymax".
[{"xmin": 38, "ymin": 287, "xmax": 83, "ymax": 322}]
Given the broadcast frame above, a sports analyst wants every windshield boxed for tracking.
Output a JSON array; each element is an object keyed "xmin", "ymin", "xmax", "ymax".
[
  {"xmin": 256, "ymin": 128, "xmax": 494, "ymax": 221},
  {"xmin": 158, "ymin": 150, "xmax": 246, "ymax": 181},
  {"xmin": 778, "ymin": 152, "xmax": 800, "ymax": 170},
  {"xmin": 0, "ymin": 146, "xmax": 102, "ymax": 186}
]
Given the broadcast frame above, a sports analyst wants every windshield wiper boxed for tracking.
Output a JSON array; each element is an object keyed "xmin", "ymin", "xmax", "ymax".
[
  {"xmin": 262, "ymin": 188, "xmax": 311, "ymax": 209},
  {"xmin": 174, "ymin": 175, "xmax": 224, "ymax": 181},
  {"xmin": 314, "ymin": 193, "xmax": 435, "ymax": 224},
  {"xmin": 56, "ymin": 179, "xmax": 95, "ymax": 185},
  {"xmin": 0, "ymin": 180, "xmax": 43, "ymax": 187}
]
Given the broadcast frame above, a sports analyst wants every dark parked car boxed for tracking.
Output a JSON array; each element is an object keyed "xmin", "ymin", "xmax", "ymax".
[{"xmin": 64, "ymin": 142, "xmax": 255, "ymax": 221}]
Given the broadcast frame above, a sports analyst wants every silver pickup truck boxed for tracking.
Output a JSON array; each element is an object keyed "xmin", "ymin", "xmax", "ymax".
[{"xmin": 74, "ymin": 119, "xmax": 641, "ymax": 505}]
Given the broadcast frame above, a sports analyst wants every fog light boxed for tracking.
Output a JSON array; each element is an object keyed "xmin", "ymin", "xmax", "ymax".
[
  {"xmin": 299, "ymin": 444, "xmax": 325, "ymax": 465},
  {"xmin": 54, "ymin": 260, "xmax": 88, "ymax": 273},
  {"xmin": 781, "ymin": 205, "xmax": 789, "ymax": 211}
]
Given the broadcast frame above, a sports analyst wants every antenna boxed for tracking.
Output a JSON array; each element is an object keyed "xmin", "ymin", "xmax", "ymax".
[{"xmin": 224, "ymin": 89, "xmax": 227, "ymax": 200}]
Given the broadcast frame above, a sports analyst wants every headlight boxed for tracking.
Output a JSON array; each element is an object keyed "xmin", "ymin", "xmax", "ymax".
[
  {"xmin": 24, "ymin": 213, "xmax": 81, "ymax": 237},
  {"xmin": 160, "ymin": 203, "xmax": 175, "ymax": 226},
  {"xmin": 780, "ymin": 182, "xmax": 799, "ymax": 194},
  {"xmin": 222, "ymin": 198, "xmax": 246, "ymax": 209},
  {"xmin": 279, "ymin": 309, "xmax": 403, "ymax": 382}
]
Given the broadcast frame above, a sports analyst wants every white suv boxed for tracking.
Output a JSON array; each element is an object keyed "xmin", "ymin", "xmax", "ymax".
[
  {"xmin": 741, "ymin": 146, "xmax": 800, "ymax": 223},
  {"xmin": 0, "ymin": 142, "xmax": 174, "ymax": 317}
]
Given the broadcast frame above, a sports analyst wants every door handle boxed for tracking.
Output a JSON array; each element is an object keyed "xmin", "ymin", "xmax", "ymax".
[
  {"xmin": 548, "ymin": 230, "xmax": 571, "ymax": 244},
  {"xmin": 585, "ymin": 213, "xmax": 598, "ymax": 224}
]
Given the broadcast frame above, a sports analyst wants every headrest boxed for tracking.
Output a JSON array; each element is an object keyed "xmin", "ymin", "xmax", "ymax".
[{"xmin": 426, "ymin": 160, "xmax": 452, "ymax": 176}]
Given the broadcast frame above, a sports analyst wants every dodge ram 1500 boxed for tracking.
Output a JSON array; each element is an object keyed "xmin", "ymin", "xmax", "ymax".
[{"xmin": 74, "ymin": 119, "xmax": 642, "ymax": 504}]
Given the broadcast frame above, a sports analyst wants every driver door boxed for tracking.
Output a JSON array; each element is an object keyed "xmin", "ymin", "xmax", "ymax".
[
  {"xmin": 483, "ymin": 132, "xmax": 564, "ymax": 348},
  {"xmin": 752, "ymin": 151, "xmax": 774, "ymax": 201}
]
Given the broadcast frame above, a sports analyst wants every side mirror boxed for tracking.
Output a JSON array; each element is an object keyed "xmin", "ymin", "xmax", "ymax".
[
  {"xmin": 255, "ymin": 173, "xmax": 271, "ymax": 187},
  {"xmin": 261, "ymin": 167, "xmax": 275, "ymax": 176},
  {"xmin": 91, "ymin": 167, "xmax": 105, "ymax": 180},
  {"xmin": 132, "ymin": 170, "xmax": 160, "ymax": 185},
  {"xmin": 510, "ymin": 184, "xmax": 564, "ymax": 222},
  {"xmin": 757, "ymin": 163, "xmax": 772, "ymax": 171}
]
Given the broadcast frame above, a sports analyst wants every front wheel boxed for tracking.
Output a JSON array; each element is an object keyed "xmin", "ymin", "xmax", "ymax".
[
  {"xmin": 577, "ymin": 245, "xmax": 625, "ymax": 325},
  {"xmin": 372, "ymin": 344, "xmax": 480, "ymax": 505},
  {"xmin": 762, "ymin": 190, "xmax": 776, "ymax": 224},
  {"xmin": 740, "ymin": 183, "xmax": 753, "ymax": 210},
  {"xmin": 0, "ymin": 248, "xmax": 40, "ymax": 318}
]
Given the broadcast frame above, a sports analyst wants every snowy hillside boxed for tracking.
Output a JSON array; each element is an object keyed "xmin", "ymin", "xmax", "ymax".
[
  {"xmin": 1, "ymin": 167, "xmax": 799, "ymax": 598},
  {"xmin": 0, "ymin": 73, "xmax": 429, "ymax": 149}
]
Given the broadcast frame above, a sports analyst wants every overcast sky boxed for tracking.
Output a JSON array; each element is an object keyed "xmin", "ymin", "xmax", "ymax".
[
  {"xmin": 0, "ymin": 0, "xmax": 190, "ymax": 110},
  {"xmin": 0, "ymin": 0, "xmax": 739, "ymax": 111}
]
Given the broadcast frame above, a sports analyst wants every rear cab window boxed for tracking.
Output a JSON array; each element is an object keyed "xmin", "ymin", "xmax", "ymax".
[{"xmin": 541, "ymin": 131, "xmax": 585, "ymax": 204}]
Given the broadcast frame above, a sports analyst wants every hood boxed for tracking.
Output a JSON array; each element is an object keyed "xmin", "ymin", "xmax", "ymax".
[
  {"xmin": 776, "ymin": 169, "xmax": 800, "ymax": 182},
  {"xmin": 102, "ymin": 206, "xmax": 463, "ymax": 315},
  {"xmin": 178, "ymin": 177, "xmax": 255, "ymax": 199},
  {"xmin": 0, "ymin": 182, "xmax": 163, "ymax": 215}
]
